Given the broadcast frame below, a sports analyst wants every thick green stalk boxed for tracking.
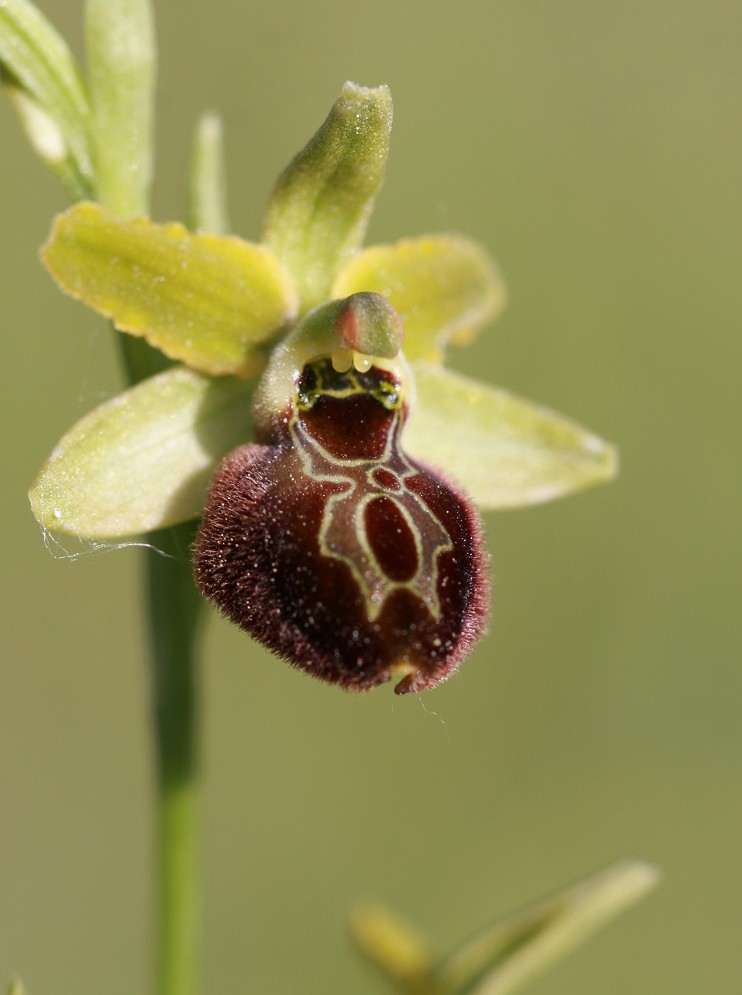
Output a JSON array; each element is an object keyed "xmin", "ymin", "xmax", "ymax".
[
  {"xmin": 142, "ymin": 97, "xmax": 232, "ymax": 995},
  {"xmin": 84, "ymin": 3, "xmax": 202, "ymax": 994},
  {"xmin": 147, "ymin": 522, "xmax": 204, "ymax": 995}
]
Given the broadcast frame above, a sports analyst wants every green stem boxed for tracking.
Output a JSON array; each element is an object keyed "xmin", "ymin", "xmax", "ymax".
[
  {"xmin": 147, "ymin": 521, "xmax": 204, "ymax": 995},
  {"xmin": 94, "ymin": 134, "xmax": 202, "ymax": 995},
  {"xmin": 115, "ymin": 252, "xmax": 200, "ymax": 995},
  {"xmin": 84, "ymin": 4, "xmax": 203, "ymax": 992}
]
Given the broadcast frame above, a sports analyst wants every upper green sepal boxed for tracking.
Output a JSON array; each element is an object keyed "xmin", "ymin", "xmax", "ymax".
[
  {"xmin": 404, "ymin": 364, "xmax": 618, "ymax": 509},
  {"xmin": 29, "ymin": 366, "xmax": 254, "ymax": 538},
  {"xmin": 261, "ymin": 81, "xmax": 393, "ymax": 312},
  {"xmin": 41, "ymin": 202, "xmax": 298, "ymax": 376}
]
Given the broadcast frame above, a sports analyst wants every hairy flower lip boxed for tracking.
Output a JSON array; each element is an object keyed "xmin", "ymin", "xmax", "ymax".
[{"xmin": 195, "ymin": 357, "xmax": 490, "ymax": 694}]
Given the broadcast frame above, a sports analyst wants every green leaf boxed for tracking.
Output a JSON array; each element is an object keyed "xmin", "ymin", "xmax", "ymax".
[
  {"xmin": 6, "ymin": 978, "xmax": 27, "ymax": 995},
  {"xmin": 42, "ymin": 202, "xmax": 298, "ymax": 376},
  {"xmin": 85, "ymin": 0, "xmax": 155, "ymax": 216},
  {"xmin": 188, "ymin": 110, "xmax": 231, "ymax": 235},
  {"xmin": 404, "ymin": 365, "xmax": 617, "ymax": 509},
  {"xmin": 261, "ymin": 80, "xmax": 393, "ymax": 312},
  {"xmin": 438, "ymin": 861, "xmax": 659, "ymax": 995},
  {"xmin": 333, "ymin": 236, "xmax": 506, "ymax": 363},
  {"xmin": 0, "ymin": 0, "xmax": 93, "ymax": 195},
  {"xmin": 29, "ymin": 366, "xmax": 254, "ymax": 538}
]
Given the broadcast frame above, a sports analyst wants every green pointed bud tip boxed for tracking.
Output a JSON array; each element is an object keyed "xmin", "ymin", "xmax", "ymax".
[
  {"xmin": 261, "ymin": 81, "xmax": 393, "ymax": 310},
  {"xmin": 337, "ymin": 79, "xmax": 392, "ymax": 127}
]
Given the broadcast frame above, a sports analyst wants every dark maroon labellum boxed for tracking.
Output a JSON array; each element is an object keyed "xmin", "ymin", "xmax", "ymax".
[{"xmin": 194, "ymin": 358, "xmax": 489, "ymax": 693}]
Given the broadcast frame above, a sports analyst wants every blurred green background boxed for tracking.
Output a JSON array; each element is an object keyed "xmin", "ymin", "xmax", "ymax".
[{"xmin": 2, "ymin": 1, "xmax": 740, "ymax": 993}]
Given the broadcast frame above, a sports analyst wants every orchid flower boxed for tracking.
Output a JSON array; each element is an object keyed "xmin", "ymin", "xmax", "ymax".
[
  {"xmin": 1, "ymin": 4, "xmax": 656, "ymax": 989},
  {"xmin": 30, "ymin": 82, "xmax": 616, "ymax": 694}
]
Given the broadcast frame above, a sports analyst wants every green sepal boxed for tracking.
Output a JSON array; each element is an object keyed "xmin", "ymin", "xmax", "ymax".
[
  {"xmin": 42, "ymin": 202, "xmax": 298, "ymax": 377},
  {"xmin": 0, "ymin": 0, "xmax": 93, "ymax": 196},
  {"xmin": 437, "ymin": 861, "xmax": 659, "ymax": 995},
  {"xmin": 261, "ymin": 81, "xmax": 393, "ymax": 312},
  {"xmin": 333, "ymin": 235, "xmax": 506, "ymax": 363},
  {"xmin": 29, "ymin": 366, "xmax": 253, "ymax": 538},
  {"xmin": 404, "ymin": 365, "xmax": 617, "ymax": 510}
]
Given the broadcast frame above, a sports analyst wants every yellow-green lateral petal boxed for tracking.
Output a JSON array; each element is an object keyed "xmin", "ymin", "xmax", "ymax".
[
  {"xmin": 332, "ymin": 235, "xmax": 506, "ymax": 363},
  {"xmin": 261, "ymin": 81, "xmax": 393, "ymax": 312},
  {"xmin": 405, "ymin": 365, "xmax": 617, "ymax": 509},
  {"xmin": 42, "ymin": 202, "xmax": 298, "ymax": 376},
  {"xmin": 29, "ymin": 366, "xmax": 253, "ymax": 538}
]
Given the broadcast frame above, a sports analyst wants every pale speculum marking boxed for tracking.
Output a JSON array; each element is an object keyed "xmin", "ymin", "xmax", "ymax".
[{"xmin": 290, "ymin": 362, "xmax": 453, "ymax": 622}]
